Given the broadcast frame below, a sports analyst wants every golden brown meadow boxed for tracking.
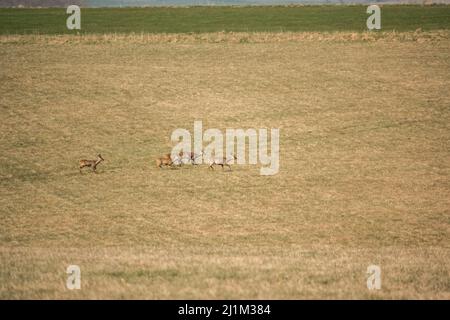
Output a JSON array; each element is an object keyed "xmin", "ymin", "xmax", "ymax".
[{"xmin": 0, "ymin": 32, "xmax": 449, "ymax": 299}]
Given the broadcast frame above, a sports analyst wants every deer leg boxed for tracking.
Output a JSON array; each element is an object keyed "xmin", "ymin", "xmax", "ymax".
[{"xmin": 226, "ymin": 164, "xmax": 232, "ymax": 171}]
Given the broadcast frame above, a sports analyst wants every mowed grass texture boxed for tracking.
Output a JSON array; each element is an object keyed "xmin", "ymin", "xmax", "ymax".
[
  {"xmin": 0, "ymin": 5, "xmax": 450, "ymax": 35},
  {"xmin": 0, "ymin": 34, "xmax": 449, "ymax": 298}
]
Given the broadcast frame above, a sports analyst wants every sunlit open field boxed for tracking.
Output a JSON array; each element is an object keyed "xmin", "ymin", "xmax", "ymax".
[{"xmin": 0, "ymin": 6, "xmax": 450, "ymax": 299}]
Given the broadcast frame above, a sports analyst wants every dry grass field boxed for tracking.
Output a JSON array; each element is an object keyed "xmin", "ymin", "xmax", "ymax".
[{"xmin": 0, "ymin": 32, "xmax": 449, "ymax": 299}]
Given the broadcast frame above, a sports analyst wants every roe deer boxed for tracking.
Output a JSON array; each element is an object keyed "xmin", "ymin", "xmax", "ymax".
[
  {"xmin": 156, "ymin": 156, "xmax": 173, "ymax": 168},
  {"xmin": 179, "ymin": 151, "xmax": 203, "ymax": 165},
  {"xmin": 79, "ymin": 154, "xmax": 104, "ymax": 173},
  {"xmin": 161, "ymin": 153, "xmax": 184, "ymax": 166},
  {"xmin": 208, "ymin": 154, "xmax": 237, "ymax": 171}
]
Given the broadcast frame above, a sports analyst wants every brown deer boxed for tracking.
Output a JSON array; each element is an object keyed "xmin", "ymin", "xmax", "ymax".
[
  {"xmin": 155, "ymin": 156, "xmax": 173, "ymax": 168},
  {"xmin": 161, "ymin": 152, "xmax": 184, "ymax": 166},
  {"xmin": 208, "ymin": 154, "xmax": 237, "ymax": 171},
  {"xmin": 79, "ymin": 154, "xmax": 104, "ymax": 173},
  {"xmin": 179, "ymin": 151, "xmax": 203, "ymax": 165}
]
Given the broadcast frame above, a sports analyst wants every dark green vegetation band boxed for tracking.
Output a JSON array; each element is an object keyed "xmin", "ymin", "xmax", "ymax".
[{"xmin": 0, "ymin": 5, "xmax": 449, "ymax": 35}]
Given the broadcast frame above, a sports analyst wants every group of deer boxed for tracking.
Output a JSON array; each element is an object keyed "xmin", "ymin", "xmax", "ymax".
[
  {"xmin": 156, "ymin": 151, "xmax": 238, "ymax": 171},
  {"xmin": 79, "ymin": 151, "xmax": 237, "ymax": 173}
]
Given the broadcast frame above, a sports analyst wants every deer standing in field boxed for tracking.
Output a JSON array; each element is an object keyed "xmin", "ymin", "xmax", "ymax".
[
  {"xmin": 208, "ymin": 154, "xmax": 237, "ymax": 171},
  {"xmin": 79, "ymin": 154, "xmax": 104, "ymax": 173}
]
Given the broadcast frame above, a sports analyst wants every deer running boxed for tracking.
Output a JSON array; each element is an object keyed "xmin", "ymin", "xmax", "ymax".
[
  {"xmin": 179, "ymin": 151, "xmax": 202, "ymax": 165},
  {"xmin": 79, "ymin": 154, "xmax": 104, "ymax": 173},
  {"xmin": 156, "ymin": 155, "xmax": 174, "ymax": 168},
  {"xmin": 208, "ymin": 155, "xmax": 237, "ymax": 171}
]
